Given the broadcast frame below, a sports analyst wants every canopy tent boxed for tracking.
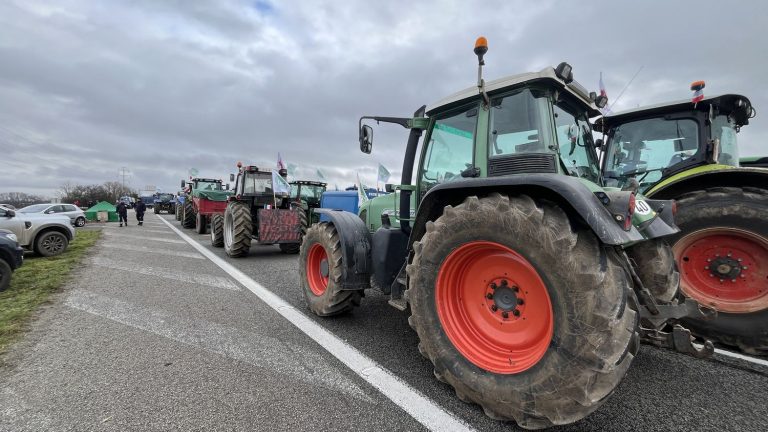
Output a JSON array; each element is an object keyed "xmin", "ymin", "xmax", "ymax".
[{"xmin": 84, "ymin": 201, "xmax": 118, "ymax": 222}]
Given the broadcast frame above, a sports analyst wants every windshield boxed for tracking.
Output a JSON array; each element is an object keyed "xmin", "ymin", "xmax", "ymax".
[
  {"xmin": 20, "ymin": 204, "xmax": 50, "ymax": 213},
  {"xmin": 553, "ymin": 101, "xmax": 601, "ymax": 183},
  {"xmin": 243, "ymin": 172, "xmax": 273, "ymax": 194},
  {"xmin": 291, "ymin": 184, "xmax": 325, "ymax": 200},
  {"xmin": 712, "ymin": 115, "xmax": 739, "ymax": 166},
  {"xmin": 603, "ymin": 117, "xmax": 699, "ymax": 188},
  {"xmin": 489, "ymin": 88, "xmax": 552, "ymax": 157},
  {"xmin": 157, "ymin": 194, "xmax": 174, "ymax": 200},
  {"xmin": 196, "ymin": 181, "xmax": 222, "ymax": 190}
]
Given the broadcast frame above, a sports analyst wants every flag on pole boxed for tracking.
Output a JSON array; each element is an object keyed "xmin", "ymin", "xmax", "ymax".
[
  {"xmin": 691, "ymin": 80, "xmax": 705, "ymax": 106},
  {"xmin": 356, "ymin": 173, "xmax": 369, "ymax": 206},
  {"xmin": 277, "ymin": 153, "xmax": 286, "ymax": 170},
  {"xmin": 316, "ymin": 168, "xmax": 326, "ymax": 180},
  {"xmin": 598, "ymin": 72, "xmax": 611, "ymax": 115},
  {"xmin": 272, "ymin": 170, "xmax": 291, "ymax": 194},
  {"xmin": 377, "ymin": 163, "xmax": 391, "ymax": 183}
]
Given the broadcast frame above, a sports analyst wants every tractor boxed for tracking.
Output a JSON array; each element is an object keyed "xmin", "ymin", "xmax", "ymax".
[
  {"xmin": 152, "ymin": 192, "xmax": 176, "ymax": 214},
  {"xmin": 298, "ymin": 38, "xmax": 716, "ymax": 429},
  {"xmin": 289, "ymin": 180, "xmax": 327, "ymax": 228},
  {"xmin": 174, "ymin": 190, "xmax": 186, "ymax": 221},
  {"xmin": 179, "ymin": 178, "xmax": 231, "ymax": 234},
  {"xmin": 597, "ymin": 88, "xmax": 768, "ymax": 355},
  {"xmin": 217, "ymin": 164, "xmax": 304, "ymax": 256}
]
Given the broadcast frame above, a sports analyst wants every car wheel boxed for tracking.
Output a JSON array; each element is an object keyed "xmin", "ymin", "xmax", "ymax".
[
  {"xmin": 75, "ymin": 217, "xmax": 86, "ymax": 227},
  {"xmin": 0, "ymin": 259, "xmax": 11, "ymax": 292},
  {"xmin": 35, "ymin": 231, "xmax": 69, "ymax": 257}
]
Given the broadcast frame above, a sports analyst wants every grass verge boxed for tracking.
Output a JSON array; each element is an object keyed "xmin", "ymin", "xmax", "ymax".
[{"xmin": 0, "ymin": 229, "xmax": 101, "ymax": 353}]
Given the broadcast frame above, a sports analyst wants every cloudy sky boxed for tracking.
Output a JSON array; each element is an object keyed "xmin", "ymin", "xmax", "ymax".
[{"xmin": 1, "ymin": 0, "xmax": 766, "ymax": 196}]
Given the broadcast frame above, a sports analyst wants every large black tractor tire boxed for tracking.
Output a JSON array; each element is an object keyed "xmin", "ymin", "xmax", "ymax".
[
  {"xmin": 182, "ymin": 200, "xmax": 196, "ymax": 229},
  {"xmin": 210, "ymin": 214, "xmax": 224, "ymax": 247},
  {"xmin": 278, "ymin": 209, "xmax": 307, "ymax": 254},
  {"xmin": 669, "ymin": 187, "xmax": 768, "ymax": 355},
  {"xmin": 35, "ymin": 230, "xmax": 69, "ymax": 257},
  {"xmin": 626, "ymin": 239, "xmax": 679, "ymax": 303},
  {"xmin": 175, "ymin": 203, "xmax": 182, "ymax": 221},
  {"xmin": 406, "ymin": 194, "xmax": 638, "ymax": 429},
  {"xmin": 195, "ymin": 212, "xmax": 207, "ymax": 234},
  {"xmin": 224, "ymin": 201, "xmax": 252, "ymax": 258},
  {"xmin": 0, "ymin": 259, "xmax": 11, "ymax": 292},
  {"xmin": 153, "ymin": 206, "xmax": 159, "ymax": 214},
  {"xmin": 299, "ymin": 222, "xmax": 363, "ymax": 316}
]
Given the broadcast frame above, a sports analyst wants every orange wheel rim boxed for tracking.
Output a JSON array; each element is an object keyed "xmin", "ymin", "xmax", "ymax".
[
  {"xmin": 435, "ymin": 241, "xmax": 553, "ymax": 374},
  {"xmin": 306, "ymin": 243, "xmax": 329, "ymax": 296},
  {"xmin": 674, "ymin": 227, "xmax": 768, "ymax": 313}
]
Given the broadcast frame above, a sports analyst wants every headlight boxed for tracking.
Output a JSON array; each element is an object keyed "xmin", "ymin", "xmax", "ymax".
[{"xmin": 3, "ymin": 232, "xmax": 18, "ymax": 243}]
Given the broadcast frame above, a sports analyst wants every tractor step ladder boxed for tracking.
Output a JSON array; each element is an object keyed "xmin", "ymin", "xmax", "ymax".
[{"xmin": 388, "ymin": 298, "xmax": 408, "ymax": 311}]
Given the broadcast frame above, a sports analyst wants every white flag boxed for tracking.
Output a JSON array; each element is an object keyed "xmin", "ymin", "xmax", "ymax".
[{"xmin": 356, "ymin": 173, "xmax": 369, "ymax": 206}]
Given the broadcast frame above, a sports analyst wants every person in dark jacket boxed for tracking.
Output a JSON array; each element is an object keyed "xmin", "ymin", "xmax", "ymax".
[
  {"xmin": 134, "ymin": 200, "xmax": 146, "ymax": 226},
  {"xmin": 116, "ymin": 201, "xmax": 128, "ymax": 227}
]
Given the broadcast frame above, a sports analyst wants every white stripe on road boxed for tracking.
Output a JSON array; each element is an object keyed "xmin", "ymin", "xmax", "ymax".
[
  {"xmin": 104, "ymin": 231, "xmax": 187, "ymax": 244},
  {"xmin": 65, "ymin": 290, "xmax": 371, "ymax": 402},
  {"xmin": 714, "ymin": 348, "xmax": 768, "ymax": 367},
  {"xmin": 101, "ymin": 243, "xmax": 205, "ymax": 260},
  {"xmin": 91, "ymin": 256, "xmax": 239, "ymax": 291},
  {"xmin": 156, "ymin": 215, "xmax": 473, "ymax": 432}
]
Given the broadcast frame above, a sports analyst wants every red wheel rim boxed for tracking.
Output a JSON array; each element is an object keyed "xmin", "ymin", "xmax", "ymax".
[
  {"xmin": 674, "ymin": 228, "xmax": 768, "ymax": 313},
  {"xmin": 435, "ymin": 241, "xmax": 553, "ymax": 374},
  {"xmin": 306, "ymin": 243, "xmax": 329, "ymax": 296}
]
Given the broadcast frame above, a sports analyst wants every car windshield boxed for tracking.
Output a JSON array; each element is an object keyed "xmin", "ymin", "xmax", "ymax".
[
  {"xmin": 603, "ymin": 117, "xmax": 699, "ymax": 188},
  {"xmin": 197, "ymin": 181, "xmax": 222, "ymax": 190},
  {"xmin": 243, "ymin": 173, "xmax": 273, "ymax": 194},
  {"xmin": 19, "ymin": 204, "xmax": 50, "ymax": 213},
  {"xmin": 157, "ymin": 194, "xmax": 174, "ymax": 200}
]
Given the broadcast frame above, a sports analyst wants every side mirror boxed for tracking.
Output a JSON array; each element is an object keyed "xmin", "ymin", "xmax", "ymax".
[
  {"xmin": 385, "ymin": 184, "xmax": 394, "ymax": 193},
  {"xmin": 359, "ymin": 124, "xmax": 373, "ymax": 154},
  {"xmin": 180, "ymin": 179, "xmax": 185, "ymax": 188},
  {"xmin": 229, "ymin": 173, "xmax": 235, "ymax": 182},
  {"xmin": 595, "ymin": 138, "xmax": 604, "ymax": 150},
  {"xmin": 594, "ymin": 95, "xmax": 608, "ymax": 109},
  {"xmin": 226, "ymin": 183, "xmax": 230, "ymax": 190}
]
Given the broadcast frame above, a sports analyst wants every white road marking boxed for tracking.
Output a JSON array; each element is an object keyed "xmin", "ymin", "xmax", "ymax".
[
  {"xmin": 91, "ymin": 256, "xmax": 239, "ymax": 291},
  {"xmin": 65, "ymin": 290, "xmax": 372, "ymax": 402},
  {"xmin": 101, "ymin": 243, "xmax": 205, "ymax": 259},
  {"xmin": 157, "ymin": 215, "xmax": 473, "ymax": 432},
  {"xmin": 99, "ymin": 227, "xmax": 172, "ymax": 234},
  {"xmin": 714, "ymin": 348, "xmax": 768, "ymax": 367},
  {"xmin": 104, "ymin": 231, "xmax": 187, "ymax": 244}
]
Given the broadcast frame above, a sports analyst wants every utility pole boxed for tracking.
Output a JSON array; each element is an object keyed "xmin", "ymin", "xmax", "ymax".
[{"xmin": 119, "ymin": 166, "xmax": 130, "ymax": 193}]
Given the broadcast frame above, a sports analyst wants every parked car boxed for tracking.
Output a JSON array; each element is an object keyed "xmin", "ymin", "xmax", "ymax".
[
  {"xmin": 0, "ymin": 229, "xmax": 24, "ymax": 292},
  {"xmin": 18, "ymin": 203, "xmax": 87, "ymax": 227},
  {"xmin": 0, "ymin": 204, "xmax": 16, "ymax": 210},
  {"xmin": 0, "ymin": 206, "xmax": 75, "ymax": 257}
]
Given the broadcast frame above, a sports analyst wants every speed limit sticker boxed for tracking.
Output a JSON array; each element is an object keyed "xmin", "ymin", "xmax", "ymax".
[{"xmin": 635, "ymin": 200, "xmax": 652, "ymax": 215}]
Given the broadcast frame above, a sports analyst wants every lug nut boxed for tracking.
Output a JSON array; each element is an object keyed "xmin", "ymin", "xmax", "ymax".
[
  {"xmin": 501, "ymin": 311, "xmax": 509, "ymax": 318},
  {"xmin": 500, "ymin": 280, "xmax": 508, "ymax": 287},
  {"xmin": 491, "ymin": 305, "xmax": 498, "ymax": 312},
  {"xmin": 517, "ymin": 299, "xmax": 524, "ymax": 305},
  {"xmin": 743, "ymin": 266, "xmax": 749, "ymax": 270},
  {"xmin": 486, "ymin": 293, "xmax": 493, "ymax": 300},
  {"xmin": 513, "ymin": 310, "xmax": 520, "ymax": 317},
  {"xmin": 738, "ymin": 258, "xmax": 743, "ymax": 262},
  {"xmin": 512, "ymin": 286, "xmax": 519, "ymax": 293},
  {"xmin": 490, "ymin": 282, "xmax": 497, "ymax": 290}
]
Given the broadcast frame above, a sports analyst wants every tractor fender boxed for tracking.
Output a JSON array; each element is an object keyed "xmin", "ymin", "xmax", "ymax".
[
  {"xmin": 645, "ymin": 167, "xmax": 768, "ymax": 199},
  {"xmin": 313, "ymin": 209, "xmax": 372, "ymax": 283},
  {"xmin": 411, "ymin": 174, "xmax": 646, "ymax": 247}
]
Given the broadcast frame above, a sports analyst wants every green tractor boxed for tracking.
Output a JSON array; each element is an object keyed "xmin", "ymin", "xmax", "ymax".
[
  {"xmin": 598, "ymin": 88, "xmax": 768, "ymax": 355},
  {"xmin": 299, "ymin": 38, "xmax": 715, "ymax": 429},
  {"xmin": 220, "ymin": 164, "xmax": 304, "ymax": 256},
  {"xmin": 289, "ymin": 180, "xmax": 327, "ymax": 228}
]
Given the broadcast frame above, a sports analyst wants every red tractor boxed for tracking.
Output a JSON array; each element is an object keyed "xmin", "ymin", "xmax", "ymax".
[{"xmin": 179, "ymin": 178, "xmax": 231, "ymax": 234}]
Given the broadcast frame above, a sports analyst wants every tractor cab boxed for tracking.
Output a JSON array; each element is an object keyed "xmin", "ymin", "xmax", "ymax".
[
  {"xmin": 598, "ymin": 91, "xmax": 755, "ymax": 193},
  {"xmin": 290, "ymin": 180, "xmax": 327, "ymax": 209},
  {"xmin": 230, "ymin": 165, "xmax": 288, "ymax": 207}
]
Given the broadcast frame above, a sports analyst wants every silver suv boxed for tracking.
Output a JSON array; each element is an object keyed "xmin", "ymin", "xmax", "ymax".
[
  {"xmin": 18, "ymin": 203, "xmax": 87, "ymax": 227},
  {"xmin": 0, "ymin": 206, "xmax": 76, "ymax": 256}
]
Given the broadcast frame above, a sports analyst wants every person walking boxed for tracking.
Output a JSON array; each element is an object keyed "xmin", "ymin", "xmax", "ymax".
[
  {"xmin": 116, "ymin": 201, "xmax": 128, "ymax": 227},
  {"xmin": 135, "ymin": 200, "xmax": 146, "ymax": 226}
]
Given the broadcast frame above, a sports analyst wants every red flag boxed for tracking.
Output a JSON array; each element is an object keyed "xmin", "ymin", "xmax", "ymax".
[{"xmin": 277, "ymin": 152, "xmax": 286, "ymax": 170}]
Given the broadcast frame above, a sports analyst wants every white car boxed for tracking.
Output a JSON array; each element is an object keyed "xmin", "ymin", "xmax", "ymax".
[
  {"xmin": 18, "ymin": 203, "xmax": 87, "ymax": 227},
  {"xmin": 0, "ymin": 207, "xmax": 75, "ymax": 256}
]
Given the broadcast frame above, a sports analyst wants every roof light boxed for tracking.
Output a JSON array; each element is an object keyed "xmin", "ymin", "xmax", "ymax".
[
  {"xmin": 690, "ymin": 80, "xmax": 705, "ymax": 92},
  {"xmin": 555, "ymin": 62, "xmax": 574, "ymax": 84},
  {"xmin": 473, "ymin": 36, "xmax": 488, "ymax": 59}
]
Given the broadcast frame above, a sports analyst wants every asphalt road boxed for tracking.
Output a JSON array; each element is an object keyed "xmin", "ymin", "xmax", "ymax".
[{"xmin": 1, "ymin": 210, "xmax": 767, "ymax": 431}]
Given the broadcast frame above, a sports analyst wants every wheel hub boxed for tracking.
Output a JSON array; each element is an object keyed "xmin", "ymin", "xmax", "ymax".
[
  {"xmin": 320, "ymin": 259, "xmax": 329, "ymax": 278},
  {"xmin": 707, "ymin": 256, "xmax": 743, "ymax": 280},
  {"xmin": 485, "ymin": 278, "xmax": 525, "ymax": 319}
]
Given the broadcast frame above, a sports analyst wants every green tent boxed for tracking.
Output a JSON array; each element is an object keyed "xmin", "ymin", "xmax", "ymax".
[{"xmin": 84, "ymin": 201, "xmax": 118, "ymax": 222}]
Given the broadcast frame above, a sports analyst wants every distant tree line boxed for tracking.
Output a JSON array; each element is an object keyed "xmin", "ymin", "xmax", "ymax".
[
  {"xmin": 0, "ymin": 192, "xmax": 49, "ymax": 208},
  {"xmin": 58, "ymin": 181, "xmax": 135, "ymax": 207}
]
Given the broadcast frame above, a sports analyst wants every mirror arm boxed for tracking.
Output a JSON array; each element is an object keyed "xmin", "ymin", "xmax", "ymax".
[{"xmin": 359, "ymin": 116, "xmax": 411, "ymax": 129}]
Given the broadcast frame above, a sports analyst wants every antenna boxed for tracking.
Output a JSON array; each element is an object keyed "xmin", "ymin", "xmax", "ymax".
[{"xmin": 608, "ymin": 65, "xmax": 643, "ymax": 111}]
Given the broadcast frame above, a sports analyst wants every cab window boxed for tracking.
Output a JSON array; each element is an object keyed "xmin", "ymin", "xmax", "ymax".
[
  {"xmin": 420, "ymin": 105, "xmax": 477, "ymax": 193},
  {"xmin": 553, "ymin": 103, "xmax": 601, "ymax": 183}
]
